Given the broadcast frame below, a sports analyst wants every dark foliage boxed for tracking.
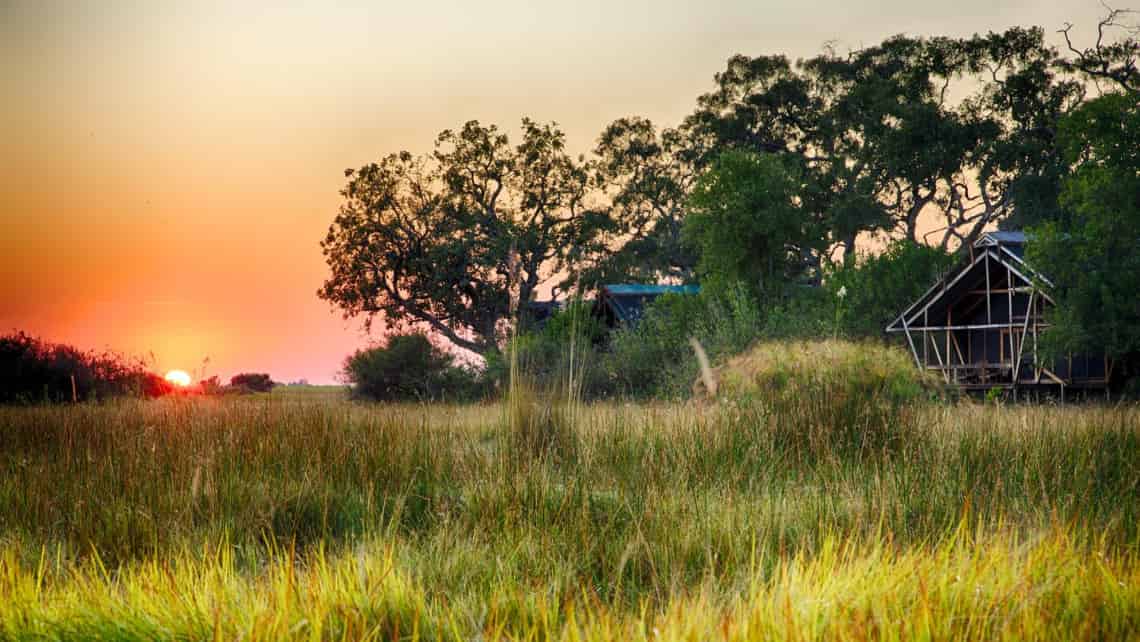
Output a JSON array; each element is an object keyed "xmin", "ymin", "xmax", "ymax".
[
  {"xmin": 826, "ymin": 240, "xmax": 956, "ymax": 339},
  {"xmin": 0, "ymin": 331, "xmax": 172, "ymax": 403},
  {"xmin": 1027, "ymin": 91, "xmax": 1140, "ymax": 361},
  {"xmin": 488, "ymin": 300, "xmax": 611, "ymax": 397},
  {"xmin": 684, "ymin": 151, "xmax": 817, "ymax": 300},
  {"xmin": 229, "ymin": 373, "xmax": 276, "ymax": 393},
  {"xmin": 342, "ymin": 333, "xmax": 479, "ymax": 402},
  {"xmin": 320, "ymin": 120, "xmax": 611, "ymax": 355}
]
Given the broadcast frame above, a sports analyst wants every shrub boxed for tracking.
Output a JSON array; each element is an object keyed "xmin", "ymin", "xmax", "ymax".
[
  {"xmin": 756, "ymin": 286, "xmax": 833, "ymax": 340},
  {"xmin": 199, "ymin": 376, "xmax": 225, "ymax": 395},
  {"xmin": 826, "ymin": 240, "xmax": 955, "ymax": 339},
  {"xmin": 343, "ymin": 333, "xmax": 478, "ymax": 402},
  {"xmin": 229, "ymin": 373, "xmax": 276, "ymax": 393},
  {"xmin": 712, "ymin": 339, "xmax": 945, "ymax": 458},
  {"xmin": 502, "ymin": 263, "xmax": 948, "ymax": 402},
  {"xmin": 498, "ymin": 300, "xmax": 611, "ymax": 399},
  {"xmin": 0, "ymin": 331, "xmax": 172, "ymax": 403},
  {"xmin": 606, "ymin": 283, "xmax": 763, "ymax": 398}
]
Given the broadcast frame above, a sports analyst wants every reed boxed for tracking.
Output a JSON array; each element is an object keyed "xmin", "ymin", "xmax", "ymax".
[{"xmin": 1, "ymin": 342, "xmax": 1138, "ymax": 638}]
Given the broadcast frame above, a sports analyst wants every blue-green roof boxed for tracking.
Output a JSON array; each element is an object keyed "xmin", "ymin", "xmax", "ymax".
[
  {"xmin": 602, "ymin": 284, "xmax": 700, "ymax": 296},
  {"xmin": 597, "ymin": 284, "xmax": 701, "ymax": 325}
]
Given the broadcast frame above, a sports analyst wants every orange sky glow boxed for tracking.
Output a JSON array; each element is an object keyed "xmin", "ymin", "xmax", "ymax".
[{"xmin": 0, "ymin": 1, "xmax": 1110, "ymax": 383}]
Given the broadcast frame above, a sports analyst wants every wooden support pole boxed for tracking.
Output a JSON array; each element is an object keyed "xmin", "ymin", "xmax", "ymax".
[
  {"xmin": 931, "ymin": 343, "xmax": 950, "ymax": 384},
  {"xmin": 952, "ymin": 332, "xmax": 966, "ymax": 367},
  {"xmin": 901, "ymin": 315, "xmax": 922, "ymax": 370},
  {"xmin": 1033, "ymin": 296, "xmax": 1041, "ymax": 384},
  {"xmin": 1013, "ymin": 291, "xmax": 1034, "ymax": 383},
  {"xmin": 985, "ymin": 254, "xmax": 992, "ymax": 324},
  {"xmin": 923, "ymin": 309, "xmax": 929, "ymax": 368},
  {"xmin": 892, "ymin": 322, "xmax": 1023, "ymax": 332},
  {"xmin": 1007, "ymin": 266, "xmax": 1015, "ymax": 376},
  {"xmin": 966, "ymin": 287, "xmax": 1036, "ymax": 295},
  {"xmin": 946, "ymin": 307, "xmax": 951, "ymax": 370}
]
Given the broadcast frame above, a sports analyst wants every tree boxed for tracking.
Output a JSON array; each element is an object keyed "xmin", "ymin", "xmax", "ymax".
[
  {"xmin": 1027, "ymin": 91, "xmax": 1140, "ymax": 360},
  {"xmin": 319, "ymin": 120, "xmax": 611, "ymax": 355},
  {"xmin": 342, "ymin": 333, "xmax": 476, "ymax": 401},
  {"xmin": 683, "ymin": 151, "xmax": 815, "ymax": 299},
  {"xmin": 682, "ymin": 47, "xmax": 942, "ymax": 252},
  {"xmin": 229, "ymin": 373, "xmax": 275, "ymax": 393},
  {"xmin": 577, "ymin": 117, "xmax": 699, "ymax": 285},
  {"xmin": 680, "ymin": 29, "xmax": 1085, "ymax": 253},
  {"xmin": 801, "ymin": 37, "xmax": 985, "ymax": 250}
]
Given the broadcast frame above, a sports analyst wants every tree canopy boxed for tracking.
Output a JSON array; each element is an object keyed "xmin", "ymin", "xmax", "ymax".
[
  {"xmin": 1027, "ymin": 91, "xmax": 1140, "ymax": 360},
  {"xmin": 684, "ymin": 151, "xmax": 813, "ymax": 299},
  {"xmin": 579, "ymin": 117, "xmax": 698, "ymax": 285},
  {"xmin": 681, "ymin": 28, "xmax": 1086, "ymax": 253},
  {"xmin": 319, "ymin": 119, "xmax": 610, "ymax": 355},
  {"xmin": 320, "ymin": 9, "xmax": 1139, "ymax": 359}
]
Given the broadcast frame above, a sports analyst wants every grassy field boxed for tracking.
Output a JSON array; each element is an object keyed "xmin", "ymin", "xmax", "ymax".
[{"xmin": 1, "ymin": 343, "xmax": 1139, "ymax": 639}]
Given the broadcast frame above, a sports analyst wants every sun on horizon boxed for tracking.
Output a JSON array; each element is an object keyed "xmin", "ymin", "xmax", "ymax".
[{"xmin": 164, "ymin": 370, "xmax": 192, "ymax": 387}]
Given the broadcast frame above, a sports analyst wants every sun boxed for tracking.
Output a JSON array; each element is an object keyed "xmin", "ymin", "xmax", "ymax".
[{"xmin": 164, "ymin": 369, "xmax": 192, "ymax": 387}]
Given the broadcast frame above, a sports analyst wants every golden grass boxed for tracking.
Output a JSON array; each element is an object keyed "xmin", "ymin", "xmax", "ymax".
[{"xmin": 1, "ymin": 345, "xmax": 1138, "ymax": 639}]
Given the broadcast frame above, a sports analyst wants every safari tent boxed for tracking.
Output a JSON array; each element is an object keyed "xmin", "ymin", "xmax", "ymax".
[
  {"xmin": 885, "ymin": 231, "xmax": 1111, "ymax": 395},
  {"xmin": 592, "ymin": 284, "xmax": 700, "ymax": 327}
]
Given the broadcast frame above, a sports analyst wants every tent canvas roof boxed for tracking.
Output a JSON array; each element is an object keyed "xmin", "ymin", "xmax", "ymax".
[
  {"xmin": 597, "ymin": 284, "xmax": 700, "ymax": 325},
  {"xmin": 885, "ymin": 231, "xmax": 1049, "ymax": 333}
]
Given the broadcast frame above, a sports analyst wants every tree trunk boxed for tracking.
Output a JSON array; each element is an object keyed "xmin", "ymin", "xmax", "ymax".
[{"xmin": 842, "ymin": 232, "xmax": 858, "ymax": 265}]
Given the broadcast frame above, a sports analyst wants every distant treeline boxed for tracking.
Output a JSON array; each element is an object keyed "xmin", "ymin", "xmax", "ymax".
[
  {"xmin": 0, "ymin": 332, "xmax": 287, "ymax": 404},
  {"xmin": 0, "ymin": 331, "xmax": 172, "ymax": 403}
]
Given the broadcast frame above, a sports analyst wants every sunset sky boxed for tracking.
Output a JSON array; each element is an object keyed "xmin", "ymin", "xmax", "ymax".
[{"xmin": 0, "ymin": 0, "xmax": 1112, "ymax": 383}]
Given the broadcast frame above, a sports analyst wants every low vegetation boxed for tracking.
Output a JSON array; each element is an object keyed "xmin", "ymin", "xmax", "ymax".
[
  {"xmin": 229, "ymin": 372, "xmax": 277, "ymax": 393},
  {"xmin": 342, "ymin": 333, "xmax": 482, "ymax": 402},
  {"xmin": 0, "ymin": 331, "xmax": 172, "ymax": 403},
  {"xmin": 1, "ymin": 353, "xmax": 1138, "ymax": 637}
]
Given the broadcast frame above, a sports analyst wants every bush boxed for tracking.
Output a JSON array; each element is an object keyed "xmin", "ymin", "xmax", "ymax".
[
  {"xmin": 600, "ymin": 266, "xmax": 939, "ymax": 399},
  {"xmin": 343, "ymin": 333, "xmax": 478, "ymax": 402},
  {"xmin": 606, "ymin": 283, "xmax": 764, "ymax": 398},
  {"xmin": 0, "ymin": 331, "xmax": 172, "ymax": 403},
  {"xmin": 199, "ymin": 376, "xmax": 225, "ymax": 395},
  {"xmin": 501, "ymin": 253, "xmax": 952, "ymax": 401},
  {"xmin": 496, "ymin": 300, "xmax": 611, "ymax": 399},
  {"xmin": 756, "ymin": 286, "xmax": 833, "ymax": 340},
  {"xmin": 826, "ymin": 240, "xmax": 955, "ymax": 339},
  {"xmin": 712, "ymin": 339, "xmax": 945, "ymax": 458},
  {"xmin": 229, "ymin": 373, "xmax": 276, "ymax": 393}
]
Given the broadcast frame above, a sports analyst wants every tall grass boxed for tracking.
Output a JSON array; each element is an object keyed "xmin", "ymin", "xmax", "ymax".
[
  {"xmin": 503, "ymin": 292, "xmax": 585, "ymax": 465},
  {"xmin": 1, "ymin": 354, "xmax": 1139, "ymax": 638},
  {"xmin": 3, "ymin": 526, "xmax": 1137, "ymax": 640}
]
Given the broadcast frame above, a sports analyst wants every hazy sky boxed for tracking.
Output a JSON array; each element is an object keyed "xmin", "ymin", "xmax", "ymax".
[{"xmin": 0, "ymin": 0, "xmax": 1117, "ymax": 383}]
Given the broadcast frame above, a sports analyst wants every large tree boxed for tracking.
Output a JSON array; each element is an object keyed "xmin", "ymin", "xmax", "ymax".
[
  {"xmin": 1027, "ymin": 91, "xmax": 1140, "ymax": 360},
  {"xmin": 319, "ymin": 119, "xmax": 610, "ymax": 355},
  {"xmin": 677, "ymin": 28, "xmax": 1084, "ymax": 253},
  {"xmin": 579, "ymin": 117, "xmax": 699, "ymax": 285},
  {"xmin": 683, "ymin": 151, "xmax": 816, "ymax": 298}
]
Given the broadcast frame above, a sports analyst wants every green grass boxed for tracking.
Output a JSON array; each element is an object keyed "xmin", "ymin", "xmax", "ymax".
[
  {"xmin": 1, "ymin": 346, "xmax": 1139, "ymax": 639},
  {"xmin": 270, "ymin": 384, "xmax": 352, "ymax": 401}
]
